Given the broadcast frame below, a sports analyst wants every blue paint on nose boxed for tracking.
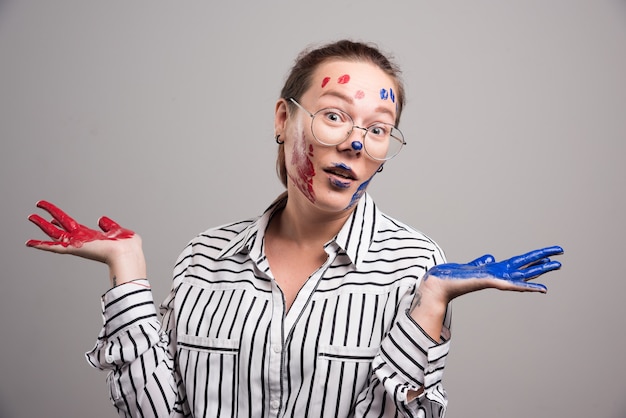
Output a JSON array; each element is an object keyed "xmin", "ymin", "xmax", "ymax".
[{"xmin": 351, "ymin": 141, "xmax": 363, "ymax": 151}]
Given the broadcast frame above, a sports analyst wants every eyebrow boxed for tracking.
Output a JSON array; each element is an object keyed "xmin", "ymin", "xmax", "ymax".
[{"xmin": 319, "ymin": 90, "xmax": 396, "ymax": 123}]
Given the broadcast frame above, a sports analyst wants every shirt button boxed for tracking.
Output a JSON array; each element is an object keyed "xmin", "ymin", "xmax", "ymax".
[
  {"xmin": 272, "ymin": 345, "xmax": 282, "ymax": 353},
  {"xmin": 270, "ymin": 400, "xmax": 280, "ymax": 409}
]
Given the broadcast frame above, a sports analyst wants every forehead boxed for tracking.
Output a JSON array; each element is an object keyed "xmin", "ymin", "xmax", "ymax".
[{"xmin": 308, "ymin": 60, "xmax": 398, "ymax": 106}]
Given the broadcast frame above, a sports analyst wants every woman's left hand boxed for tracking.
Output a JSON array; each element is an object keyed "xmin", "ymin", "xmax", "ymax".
[
  {"xmin": 422, "ymin": 245, "xmax": 564, "ymax": 303},
  {"xmin": 410, "ymin": 246, "xmax": 564, "ymax": 340}
]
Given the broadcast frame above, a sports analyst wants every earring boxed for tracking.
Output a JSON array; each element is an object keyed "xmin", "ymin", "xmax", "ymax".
[
  {"xmin": 275, "ymin": 134, "xmax": 284, "ymax": 144},
  {"xmin": 377, "ymin": 165, "xmax": 384, "ymax": 173}
]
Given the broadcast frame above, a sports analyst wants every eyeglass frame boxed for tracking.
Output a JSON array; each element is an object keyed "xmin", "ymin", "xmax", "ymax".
[{"xmin": 287, "ymin": 97, "xmax": 406, "ymax": 161}]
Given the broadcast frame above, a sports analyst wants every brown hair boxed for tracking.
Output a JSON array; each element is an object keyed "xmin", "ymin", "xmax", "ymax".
[{"xmin": 276, "ymin": 39, "xmax": 405, "ymax": 187}]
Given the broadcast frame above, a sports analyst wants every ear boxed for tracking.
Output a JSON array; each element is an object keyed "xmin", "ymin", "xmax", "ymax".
[{"xmin": 274, "ymin": 98, "xmax": 289, "ymax": 136}]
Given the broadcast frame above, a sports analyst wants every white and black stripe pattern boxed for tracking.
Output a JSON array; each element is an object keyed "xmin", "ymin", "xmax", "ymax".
[{"xmin": 86, "ymin": 193, "xmax": 452, "ymax": 417}]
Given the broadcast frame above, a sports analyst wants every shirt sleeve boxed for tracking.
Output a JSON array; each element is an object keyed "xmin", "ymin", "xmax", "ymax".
[
  {"xmin": 83, "ymin": 280, "xmax": 183, "ymax": 417},
  {"xmin": 351, "ymin": 291, "xmax": 452, "ymax": 418},
  {"xmin": 378, "ymin": 238, "xmax": 452, "ymax": 418},
  {"xmin": 373, "ymin": 306, "xmax": 452, "ymax": 417},
  {"xmin": 85, "ymin": 243, "xmax": 194, "ymax": 417}
]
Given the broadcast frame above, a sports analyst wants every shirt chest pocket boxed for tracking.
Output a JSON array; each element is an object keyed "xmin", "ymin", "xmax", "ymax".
[
  {"xmin": 177, "ymin": 334, "xmax": 239, "ymax": 355},
  {"xmin": 176, "ymin": 334, "xmax": 240, "ymax": 416},
  {"xmin": 310, "ymin": 345, "xmax": 379, "ymax": 416},
  {"xmin": 318, "ymin": 344, "xmax": 379, "ymax": 363}
]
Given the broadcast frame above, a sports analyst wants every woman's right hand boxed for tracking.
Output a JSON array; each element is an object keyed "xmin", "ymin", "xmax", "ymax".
[{"xmin": 27, "ymin": 200, "xmax": 146, "ymax": 286}]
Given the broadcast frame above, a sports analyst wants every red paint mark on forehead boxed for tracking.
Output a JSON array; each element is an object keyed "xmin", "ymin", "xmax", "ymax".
[
  {"xmin": 337, "ymin": 74, "xmax": 350, "ymax": 84},
  {"xmin": 354, "ymin": 90, "xmax": 365, "ymax": 100},
  {"xmin": 321, "ymin": 77, "xmax": 330, "ymax": 88}
]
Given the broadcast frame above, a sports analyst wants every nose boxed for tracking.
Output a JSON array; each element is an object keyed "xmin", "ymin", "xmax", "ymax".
[{"xmin": 338, "ymin": 126, "xmax": 367, "ymax": 153}]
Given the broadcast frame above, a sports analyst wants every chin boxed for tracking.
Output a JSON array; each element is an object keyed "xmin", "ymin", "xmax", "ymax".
[
  {"xmin": 315, "ymin": 188, "xmax": 362, "ymax": 214},
  {"xmin": 288, "ymin": 176, "xmax": 366, "ymax": 214}
]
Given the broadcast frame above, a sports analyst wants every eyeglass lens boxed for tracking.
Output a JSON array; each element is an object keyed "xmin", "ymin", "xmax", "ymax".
[{"xmin": 311, "ymin": 109, "xmax": 404, "ymax": 160}]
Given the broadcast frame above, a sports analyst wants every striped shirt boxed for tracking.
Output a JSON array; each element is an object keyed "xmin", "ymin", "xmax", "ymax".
[{"xmin": 86, "ymin": 193, "xmax": 452, "ymax": 417}]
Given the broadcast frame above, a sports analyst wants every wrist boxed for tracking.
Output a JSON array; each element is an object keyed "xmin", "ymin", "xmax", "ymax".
[
  {"xmin": 107, "ymin": 247, "xmax": 146, "ymax": 287},
  {"xmin": 411, "ymin": 286, "xmax": 448, "ymax": 319},
  {"xmin": 409, "ymin": 279, "xmax": 449, "ymax": 341},
  {"xmin": 418, "ymin": 274, "xmax": 451, "ymax": 307}
]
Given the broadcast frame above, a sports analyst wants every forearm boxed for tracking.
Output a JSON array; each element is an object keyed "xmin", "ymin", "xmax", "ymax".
[
  {"xmin": 87, "ymin": 280, "xmax": 160, "ymax": 370},
  {"xmin": 403, "ymin": 282, "xmax": 450, "ymax": 403},
  {"xmin": 368, "ymin": 308, "xmax": 451, "ymax": 417},
  {"xmin": 86, "ymin": 280, "xmax": 183, "ymax": 417}
]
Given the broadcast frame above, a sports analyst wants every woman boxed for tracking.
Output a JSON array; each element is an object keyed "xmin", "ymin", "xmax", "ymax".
[{"xmin": 27, "ymin": 40, "xmax": 563, "ymax": 417}]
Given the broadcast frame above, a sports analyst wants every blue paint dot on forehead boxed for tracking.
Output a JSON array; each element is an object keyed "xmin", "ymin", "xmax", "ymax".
[
  {"xmin": 380, "ymin": 88, "xmax": 389, "ymax": 100},
  {"xmin": 390, "ymin": 88, "xmax": 395, "ymax": 103}
]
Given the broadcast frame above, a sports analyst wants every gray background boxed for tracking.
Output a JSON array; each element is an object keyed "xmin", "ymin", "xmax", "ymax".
[{"xmin": 1, "ymin": 1, "xmax": 625, "ymax": 417}]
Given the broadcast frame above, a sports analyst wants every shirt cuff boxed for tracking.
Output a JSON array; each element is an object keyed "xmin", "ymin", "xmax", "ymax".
[
  {"xmin": 100, "ymin": 279, "xmax": 157, "ymax": 339},
  {"xmin": 378, "ymin": 309, "xmax": 451, "ymax": 391}
]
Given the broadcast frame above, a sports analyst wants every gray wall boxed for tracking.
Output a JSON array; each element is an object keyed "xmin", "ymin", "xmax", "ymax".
[{"xmin": 1, "ymin": 1, "xmax": 625, "ymax": 417}]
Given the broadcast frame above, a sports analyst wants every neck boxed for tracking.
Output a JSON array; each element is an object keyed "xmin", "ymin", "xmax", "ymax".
[{"xmin": 269, "ymin": 193, "xmax": 355, "ymax": 248}]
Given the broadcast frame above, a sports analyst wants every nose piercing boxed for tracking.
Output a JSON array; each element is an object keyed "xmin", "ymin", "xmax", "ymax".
[{"xmin": 351, "ymin": 141, "xmax": 363, "ymax": 151}]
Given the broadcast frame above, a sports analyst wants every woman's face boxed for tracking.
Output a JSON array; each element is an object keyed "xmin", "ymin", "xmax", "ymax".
[{"xmin": 276, "ymin": 60, "xmax": 399, "ymax": 215}]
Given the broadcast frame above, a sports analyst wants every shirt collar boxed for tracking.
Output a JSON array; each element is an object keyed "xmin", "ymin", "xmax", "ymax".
[
  {"xmin": 218, "ymin": 192, "xmax": 379, "ymax": 269},
  {"xmin": 333, "ymin": 192, "xmax": 379, "ymax": 268}
]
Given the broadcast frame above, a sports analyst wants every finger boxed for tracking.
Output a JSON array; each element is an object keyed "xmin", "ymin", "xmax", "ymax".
[
  {"xmin": 28, "ymin": 214, "xmax": 65, "ymax": 240},
  {"xmin": 514, "ymin": 281, "xmax": 547, "ymax": 293},
  {"xmin": 509, "ymin": 246, "xmax": 564, "ymax": 268},
  {"xmin": 98, "ymin": 216, "xmax": 121, "ymax": 233},
  {"xmin": 36, "ymin": 200, "xmax": 79, "ymax": 231},
  {"xmin": 467, "ymin": 254, "xmax": 495, "ymax": 266},
  {"xmin": 520, "ymin": 260, "xmax": 562, "ymax": 280},
  {"xmin": 25, "ymin": 239, "xmax": 69, "ymax": 249},
  {"xmin": 526, "ymin": 257, "xmax": 550, "ymax": 267},
  {"xmin": 26, "ymin": 239, "xmax": 47, "ymax": 247}
]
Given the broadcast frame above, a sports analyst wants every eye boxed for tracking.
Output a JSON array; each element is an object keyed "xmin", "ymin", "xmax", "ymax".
[
  {"xmin": 321, "ymin": 109, "xmax": 346, "ymax": 125},
  {"xmin": 327, "ymin": 112, "xmax": 340, "ymax": 123},
  {"xmin": 368, "ymin": 124, "xmax": 391, "ymax": 138}
]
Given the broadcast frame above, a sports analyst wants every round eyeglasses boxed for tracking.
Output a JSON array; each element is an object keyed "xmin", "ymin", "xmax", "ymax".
[{"xmin": 289, "ymin": 98, "xmax": 406, "ymax": 161}]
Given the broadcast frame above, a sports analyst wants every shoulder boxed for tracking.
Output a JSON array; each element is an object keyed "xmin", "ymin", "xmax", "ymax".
[
  {"xmin": 189, "ymin": 217, "xmax": 258, "ymax": 253},
  {"xmin": 196, "ymin": 218, "xmax": 256, "ymax": 242},
  {"xmin": 173, "ymin": 194, "xmax": 286, "ymax": 271},
  {"xmin": 373, "ymin": 210, "xmax": 447, "ymax": 264},
  {"xmin": 172, "ymin": 217, "xmax": 258, "ymax": 268}
]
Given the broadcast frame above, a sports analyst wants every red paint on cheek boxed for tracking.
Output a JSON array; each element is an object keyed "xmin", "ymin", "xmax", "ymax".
[
  {"xmin": 321, "ymin": 77, "xmax": 330, "ymax": 88},
  {"xmin": 337, "ymin": 74, "xmax": 350, "ymax": 84},
  {"xmin": 288, "ymin": 139, "xmax": 316, "ymax": 203},
  {"xmin": 355, "ymin": 90, "xmax": 365, "ymax": 100}
]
